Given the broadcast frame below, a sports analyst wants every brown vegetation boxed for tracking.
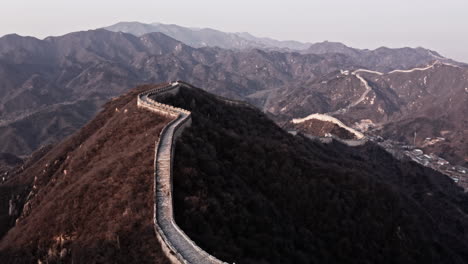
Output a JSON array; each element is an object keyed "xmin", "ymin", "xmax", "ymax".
[{"xmin": 0, "ymin": 84, "xmax": 171, "ymax": 264}]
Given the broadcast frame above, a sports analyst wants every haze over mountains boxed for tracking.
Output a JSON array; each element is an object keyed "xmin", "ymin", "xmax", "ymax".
[
  {"xmin": 104, "ymin": 21, "xmax": 313, "ymax": 51},
  {"xmin": 1, "ymin": 19, "xmax": 468, "ymax": 264},
  {"xmin": 0, "ymin": 22, "xmax": 466, "ymax": 168},
  {"xmin": 104, "ymin": 22, "xmax": 464, "ymax": 72}
]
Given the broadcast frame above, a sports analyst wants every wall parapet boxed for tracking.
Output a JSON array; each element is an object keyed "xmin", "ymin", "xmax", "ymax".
[{"xmin": 137, "ymin": 82, "xmax": 227, "ymax": 264}]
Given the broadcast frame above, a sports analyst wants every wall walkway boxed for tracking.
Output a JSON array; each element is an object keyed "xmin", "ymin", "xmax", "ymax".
[{"xmin": 138, "ymin": 82, "xmax": 227, "ymax": 264}]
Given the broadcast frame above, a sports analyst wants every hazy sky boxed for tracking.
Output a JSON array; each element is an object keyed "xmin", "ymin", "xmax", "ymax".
[{"xmin": 0, "ymin": 0, "xmax": 466, "ymax": 62}]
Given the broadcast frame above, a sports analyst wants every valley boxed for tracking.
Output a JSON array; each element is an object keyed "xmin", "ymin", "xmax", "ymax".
[{"xmin": 273, "ymin": 60, "xmax": 468, "ymax": 168}]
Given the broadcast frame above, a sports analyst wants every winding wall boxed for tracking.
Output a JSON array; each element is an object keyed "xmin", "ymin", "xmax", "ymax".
[
  {"xmin": 292, "ymin": 113, "xmax": 365, "ymax": 139},
  {"xmin": 137, "ymin": 82, "xmax": 227, "ymax": 264}
]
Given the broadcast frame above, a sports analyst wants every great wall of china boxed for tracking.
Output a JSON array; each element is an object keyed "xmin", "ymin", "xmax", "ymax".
[
  {"xmin": 138, "ymin": 81, "xmax": 367, "ymax": 263},
  {"xmin": 292, "ymin": 113, "xmax": 368, "ymax": 147},
  {"xmin": 292, "ymin": 61, "xmax": 458, "ymax": 147},
  {"xmin": 138, "ymin": 81, "xmax": 251, "ymax": 264}
]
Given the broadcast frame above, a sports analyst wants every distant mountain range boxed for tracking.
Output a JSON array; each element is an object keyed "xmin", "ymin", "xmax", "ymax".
[
  {"xmin": 104, "ymin": 21, "xmax": 312, "ymax": 51},
  {"xmin": 104, "ymin": 22, "xmax": 458, "ymax": 71},
  {"xmin": 0, "ymin": 29, "xmax": 358, "ymax": 157},
  {"xmin": 303, "ymin": 42, "xmax": 452, "ymax": 72},
  {"xmin": 104, "ymin": 22, "xmax": 460, "ymax": 73},
  {"xmin": 0, "ymin": 24, "xmax": 466, "ymax": 167}
]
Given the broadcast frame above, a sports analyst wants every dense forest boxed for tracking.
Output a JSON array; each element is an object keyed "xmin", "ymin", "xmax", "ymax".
[{"xmin": 161, "ymin": 87, "xmax": 468, "ymax": 264}]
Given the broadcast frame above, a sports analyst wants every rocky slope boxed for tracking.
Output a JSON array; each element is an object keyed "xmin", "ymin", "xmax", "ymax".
[
  {"xmin": 0, "ymin": 84, "xmax": 171, "ymax": 263},
  {"xmin": 0, "ymin": 153, "xmax": 22, "ymax": 183}
]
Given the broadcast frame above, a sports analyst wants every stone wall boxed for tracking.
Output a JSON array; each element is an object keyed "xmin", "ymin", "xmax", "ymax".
[
  {"xmin": 139, "ymin": 82, "xmax": 366, "ymax": 263},
  {"xmin": 137, "ymin": 82, "xmax": 227, "ymax": 264},
  {"xmin": 303, "ymin": 134, "xmax": 368, "ymax": 146},
  {"xmin": 292, "ymin": 113, "xmax": 365, "ymax": 140}
]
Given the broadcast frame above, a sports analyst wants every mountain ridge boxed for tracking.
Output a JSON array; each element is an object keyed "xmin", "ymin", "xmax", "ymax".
[
  {"xmin": 270, "ymin": 61, "xmax": 468, "ymax": 166},
  {"xmin": 103, "ymin": 21, "xmax": 458, "ymax": 67},
  {"xmin": 0, "ymin": 28, "xmax": 466, "ymax": 168},
  {"xmin": 2, "ymin": 82, "xmax": 468, "ymax": 263},
  {"xmin": 103, "ymin": 21, "xmax": 312, "ymax": 51}
]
